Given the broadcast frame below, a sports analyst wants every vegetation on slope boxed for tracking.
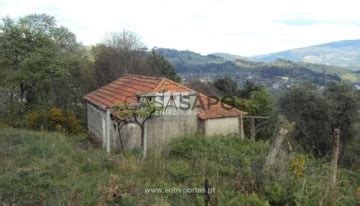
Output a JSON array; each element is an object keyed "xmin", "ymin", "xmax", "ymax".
[
  {"xmin": 1, "ymin": 127, "xmax": 359, "ymax": 205},
  {"xmin": 157, "ymin": 48, "xmax": 360, "ymax": 88},
  {"xmin": 252, "ymin": 39, "xmax": 360, "ymax": 70}
]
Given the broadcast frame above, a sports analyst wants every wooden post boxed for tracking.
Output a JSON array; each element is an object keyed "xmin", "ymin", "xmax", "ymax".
[
  {"xmin": 204, "ymin": 178, "xmax": 210, "ymax": 206},
  {"xmin": 142, "ymin": 122, "xmax": 148, "ymax": 159},
  {"xmin": 265, "ymin": 128, "xmax": 288, "ymax": 167},
  {"xmin": 102, "ymin": 115, "xmax": 106, "ymax": 149},
  {"xmin": 106, "ymin": 109, "xmax": 111, "ymax": 154},
  {"xmin": 330, "ymin": 129, "xmax": 340, "ymax": 188},
  {"xmin": 239, "ymin": 116, "xmax": 244, "ymax": 140},
  {"xmin": 250, "ymin": 117, "xmax": 256, "ymax": 141}
]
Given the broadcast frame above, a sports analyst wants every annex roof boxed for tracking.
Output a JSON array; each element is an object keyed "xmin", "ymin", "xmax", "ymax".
[{"xmin": 84, "ymin": 74, "xmax": 247, "ymax": 119}]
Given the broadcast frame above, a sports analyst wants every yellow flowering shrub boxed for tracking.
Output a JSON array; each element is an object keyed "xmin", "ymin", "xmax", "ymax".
[
  {"xmin": 290, "ymin": 155, "xmax": 305, "ymax": 178},
  {"xmin": 48, "ymin": 107, "xmax": 65, "ymax": 131}
]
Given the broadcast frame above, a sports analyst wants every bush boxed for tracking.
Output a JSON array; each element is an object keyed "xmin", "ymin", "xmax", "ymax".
[
  {"xmin": 290, "ymin": 154, "xmax": 305, "ymax": 177},
  {"xmin": 341, "ymin": 136, "xmax": 360, "ymax": 169},
  {"xmin": 24, "ymin": 107, "xmax": 83, "ymax": 134},
  {"xmin": 48, "ymin": 107, "xmax": 66, "ymax": 131},
  {"xmin": 25, "ymin": 111, "xmax": 42, "ymax": 130},
  {"xmin": 63, "ymin": 112, "xmax": 83, "ymax": 134},
  {"xmin": 264, "ymin": 182, "xmax": 294, "ymax": 205},
  {"xmin": 167, "ymin": 160, "xmax": 191, "ymax": 182},
  {"xmin": 220, "ymin": 191, "xmax": 269, "ymax": 206},
  {"xmin": 168, "ymin": 134, "xmax": 267, "ymax": 174}
]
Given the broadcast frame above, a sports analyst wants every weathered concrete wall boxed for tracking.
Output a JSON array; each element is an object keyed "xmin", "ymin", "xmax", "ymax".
[
  {"xmin": 111, "ymin": 113, "xmax": 199, "ymax": 150},
  {"xmin": 110, "ymin": 121, "xmax": 141, "ymax": 150},
  {"xmin": 204, "ymin": 117, "xmax": 239, "ymax": 136},
  {"xmin": 87, "ymin": 103, "xmax": 106, "ymax": 145},
  {"xmin": 87, "ymin": 102, "xmax": 240, "ymax": 152},
  {"xmin": 146, "ymin": 114, "xmax": 199, "ymax": 148}
]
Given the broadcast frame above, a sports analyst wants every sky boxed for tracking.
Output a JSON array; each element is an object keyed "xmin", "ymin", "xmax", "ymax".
[{"xmin": 0, "ymin": 0, "xmax": 360, "ymax": 56}]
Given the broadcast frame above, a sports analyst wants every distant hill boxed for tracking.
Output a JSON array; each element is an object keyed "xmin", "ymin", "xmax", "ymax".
[
  {"xmin": 155, "ymin": 48, "xmax": 360, "ymax": 91},
  {"xmin": 208, "ymin": 52, "xmax": 245, "ymax": 62},
  {"xmin": 252, "ymin": 39, "xmax": 360, "ymax": 70}
]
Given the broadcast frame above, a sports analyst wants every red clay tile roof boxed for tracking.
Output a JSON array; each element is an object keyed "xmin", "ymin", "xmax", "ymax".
[
  {"xmin": 197, "ymin": 95, "xmax": 247, "ymax": 120},
  {"xmin": 84, "ymin": 74, "xmax": 163, "ymax": 108},
  {"xmin": 84, "ymin": 74, "xmax": 247, "ymax": 119}
]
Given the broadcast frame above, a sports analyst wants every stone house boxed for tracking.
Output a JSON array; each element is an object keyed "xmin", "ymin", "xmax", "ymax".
[{"xmin": 84, "ymin": 74, "xmax": 247, "ymax": 152}]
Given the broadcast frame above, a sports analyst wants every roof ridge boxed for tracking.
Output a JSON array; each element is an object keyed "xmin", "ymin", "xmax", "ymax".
[
  {"xmin": 152, "ymin": 79, "xmax": 195, "ymax": 93},
  {"xmin": 153, "ymin": 79, "xmax": 167, "ymax": 91},
  {"xmin": 164, "ymin": 79, "xmax": 193, "ymax": 91},
  {"xmin": 124, "ymin": 73, "xmax": 166, "ymax": 80}
]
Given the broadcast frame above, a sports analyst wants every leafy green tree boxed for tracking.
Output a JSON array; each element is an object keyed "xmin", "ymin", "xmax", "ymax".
[
  {"xmin": 235, "ymin": 85, "xmax": 277, "ymax": 139},
  {"xmin": 0, "ymin": 14, "xmax": 89, "ymax": 121},
  {"xmin": 146, "ymin": 49, "xmax": 180, "ymax": 82},
  {"xmin": 216, "ymin": 79, "xmax": 276, "ymax": 140},
  {"xmin": 213, "ymin": 76, "xmax": 238, "ymax": 97},
  {"xmin": 279, "ymin": 85, "xmax": 332, "ymax": 156},
  {"xmin": 240, "ymin": 80, "xmax": 262, "ymax": 98},
  {"xmin": 279, "ymin": 83, "xmax": 359, "ymax": 157},
  {"xmin": 325, "ymin": 83, "xmax": 359, "ymax": 146},
  {"xmin": 237, "ymin": 87, "xmax": 274, "ymax": 117}
]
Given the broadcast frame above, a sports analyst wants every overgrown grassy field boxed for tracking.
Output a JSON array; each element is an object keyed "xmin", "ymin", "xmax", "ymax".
[{"xmin": 0, "ymin": 127, "xmax": 359, "ymax": 205}]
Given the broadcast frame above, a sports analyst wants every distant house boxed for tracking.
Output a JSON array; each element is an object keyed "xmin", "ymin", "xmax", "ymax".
[{"xmin": 84, "ymin": 74, "xmax": 247, "ymax": 152}]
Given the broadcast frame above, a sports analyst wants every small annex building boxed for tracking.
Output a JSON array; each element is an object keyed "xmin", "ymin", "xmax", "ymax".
[{"xmin": 84, "ymin": 74, "xmax": 247, "ymax": 152}]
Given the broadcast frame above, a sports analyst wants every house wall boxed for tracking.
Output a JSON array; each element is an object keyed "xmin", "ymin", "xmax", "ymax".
[
  {"xmin": 87, "ymin": 103, "xmax": 199, "ymax": 151},
  {"xmin": 110, "ymin": 121, "xmax": 141, "ymax": 150},
  {"xmin": 204, "ymin": 117, "xmax": 239, "ymax": 136},
  {"xmin": 146, "ymin": 114, "xmax": 199, "ymax": 148},
  {"xmin": 112, "ymin": 114, "xmax": 199, "ymax": 150},
  {"xmin": 87, "ymin": 103, "xmax": 106, "ymax": 145},
  {"xmin": 87, "ymin": 103, "xmax": 241, "ymax": 151}
]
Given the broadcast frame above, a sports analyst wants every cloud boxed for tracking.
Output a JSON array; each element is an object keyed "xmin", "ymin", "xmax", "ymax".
[
  {"xmin": 275, "ymin": 15, "xmax": 360, "ymax": 27},
  {"xmin": 276, "ymin": 18, "xmax": 327, "ymax": 26},
  {"xmin": 0, "ymin": 0, "xmax": 360, "ymax": 56}
]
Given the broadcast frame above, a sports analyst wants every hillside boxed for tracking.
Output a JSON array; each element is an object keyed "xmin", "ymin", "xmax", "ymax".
[
  {"xmin": 252, "ymin": 39, "xmax": 360, "ymax": 70},
  {"xmin": 1, "ymin": 127, "xmax": 359, "ymax": 205},
  {"xmin": 156, "ymin": 48, "xmax": 360, "ymax": 90}
]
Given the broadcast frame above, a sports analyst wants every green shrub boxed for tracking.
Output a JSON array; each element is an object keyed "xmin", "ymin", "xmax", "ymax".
[
  {"xmin": 167, "ymin": 160, "xmax": 191, "ymax": 182},
  {"xmin": 220, "ymin": 191, "xmax": 269, "ymax": 206},
  {"xmin": 167, "ymin": 134, "xmax": 267, "ymax": 175},
  {"xmin": 264, "ymin": 182, "xmax": 294, "ymax": 205},
  {"xmin": 63, "ymin": 111, "xmax": 83, "ymax": 134},
  {"xmin": 341, "ymin": 136, "xmax": 360, "ymax": 169},
  {"xmin": 25, "ymin": 111, "xmax": 42, "ymax": 130}
]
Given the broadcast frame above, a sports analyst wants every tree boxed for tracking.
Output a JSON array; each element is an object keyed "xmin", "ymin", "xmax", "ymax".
[
  {"xmin": 235, "ymin": 85, "xmax": 277, "ymax": 140},
  {"xmin": 0, "ymin": 14, "xmax": 88, "ymax": 115},
  {"xmin": 146, "ymin": 49, "xmax": 180, "ymax": 82},
  {"xmin": 112, "ymin": 99, "xmax": 160, "ymax": 158},
  {"xmin": 213, "ymin": 76, "xmax": 238, "ymax": 97},
  {"xmin": 240, "ymin": 80, "xmax": 262, "ymax": 98},
  {"xmin": 279, "ymin": 85, "xmax": 332, "ymax": 156},
  {"xmin": 279, "ymin": 83, "xmax": 359, "ymax": 157},
  {"xmin": 325, "ymin": 83, "xmax": 359, "ymax": 146},
  {"xmin": 237, "ymin": 87, "xmax": 274, "ymax": 117},
  {"xmin": 186, "ymin": 79, "xmax": 220, "ymax": 96},
  {"xmin": 92, "ymin": 30, "xmax": 148, "ymax": 87},
  {"xmin": 92, "ymin": 36, "xmax": 182, "ymax": 87}
]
